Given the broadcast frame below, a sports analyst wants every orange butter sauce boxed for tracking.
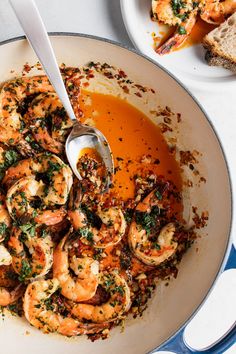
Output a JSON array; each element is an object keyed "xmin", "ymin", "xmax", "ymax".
[
  {"xmin": 78, "ymin": 147, "xmax": 103, "ymax": 163},
  {"xmin": 79, "ymin": 90, "xmax": 182, "ymax": 201}
]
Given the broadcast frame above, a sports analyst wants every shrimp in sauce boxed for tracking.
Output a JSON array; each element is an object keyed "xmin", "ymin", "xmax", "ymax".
[
  {"xmin": 8, "ymin": 226, "xmax": 53, "ymax": 281},
  {"xmin": 70, "ymin": 271, "xmax": 131, "ymax": 323},
  {"xmin": 0, "ymin": 67, "xmax": 199, "ymax": 340},
  {"xmin": 53, "ymin": 233, "xmax": 99, "ymax": 302},
  {"xmin": 23, "ymin": 279, "xmax": 107, "ymax": 336},
  {"xmin": 5, "ymin": 154, "xmax": 72, "ymax": 225}
]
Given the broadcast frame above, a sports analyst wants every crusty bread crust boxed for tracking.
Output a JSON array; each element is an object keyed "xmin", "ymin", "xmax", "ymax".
[
  {"xmin": 205, "ymin": 50, "xmax": 236, "ymax": 73},
  {"xmin": 202, "ymin": 13, "xmax": 236, "ymax": 70}
]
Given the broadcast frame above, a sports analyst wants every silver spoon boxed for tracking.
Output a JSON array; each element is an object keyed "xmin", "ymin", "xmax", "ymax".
[{"xmin": 10, "ymin": 0, "xmax": 114, "ymax": 191}]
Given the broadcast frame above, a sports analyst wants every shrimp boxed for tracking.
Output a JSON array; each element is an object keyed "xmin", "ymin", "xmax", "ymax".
[
  {"xmin": 0, "ymin": 265, "xmax": 19, "ymax": 288},
  {"xmin": 8, "ymin": 226, "xmax": 53, "ymax": 281},
  {"xmin": 70, "ymin": 271, "xmax": 131, "ymax": 323},
  {"xmin": 69, "ymin": 206, "xmax": 126, "ymax": 248},
  {"xmin": 6, "ymin": 176, "xmax": 66, "ymax": 225},
  {"xmin": 0, "ymin": 244, "xmax": 12, "ymax": 265},
  {"xmin": 4, "ymin": 153, "xmax": 72, "ymax": 204},
  {"xmin": 2, "ymin": 158, "xmax": 33, "ymax": 189},
  {"xmin": 0, "ymin": 76, "xmax": 54, "ymax": 146},
  {"xmin": 5, "ymin": 153, "xmax": 72, "ymax": 225},
  {"xmin": 0, "ymin": 284, "xmax": 24, "ymax": 306},
  {"xmin": 68, "ymin": 186, "xmax": 126, "ymax": 248},
  {"xmin": 35, "ymin": 209, "xmax": 67, "ymax": 226},
  {"xmin": 200, "ymin": 0, "xmax": 236, "ymax": 24},
  {"xmin": 34, "ymin": 153, "xmax": 73, "ymax": 206},
  {"xmin": 128, "ymin": 189, "xmax": 178, "ymax": 266},
  {"xmin": 53, "ymin": 234, "xmax": 99, "ymax": 302},
  {"xmin": 0, "ymin": 263, "xmax": 24, "ymax": 306},
  {"xmin": 23, "ymin": 279, "xmax": 107, "ymax": 336},
  {"xmin": 0, "ymin": 191, "xmax": 11, "ymax": 242},
  {"xmin": 25, "ymin": 93, "xmax": 73, "ymax": 154}
]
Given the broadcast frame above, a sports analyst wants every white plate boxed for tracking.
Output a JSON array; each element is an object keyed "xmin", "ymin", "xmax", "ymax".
[{"xmin": 120, "ymin": 0, "xmax": 236, "ymax": 89}]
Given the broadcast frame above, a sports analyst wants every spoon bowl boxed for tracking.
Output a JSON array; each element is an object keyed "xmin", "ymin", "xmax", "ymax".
[{"xmin": 66, "ymin": 122, "xmax": 113, "ymax": 190}]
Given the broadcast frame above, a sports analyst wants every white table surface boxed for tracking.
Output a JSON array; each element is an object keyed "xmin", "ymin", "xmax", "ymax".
[{"xmin": 0, "ymin": 0, "xmax": 235, "ymax": 353}]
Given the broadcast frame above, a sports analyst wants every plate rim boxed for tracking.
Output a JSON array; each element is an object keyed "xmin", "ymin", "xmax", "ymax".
[{"xmin": 0, "ymin": 31, "xmax": 234, "ymax": 351}]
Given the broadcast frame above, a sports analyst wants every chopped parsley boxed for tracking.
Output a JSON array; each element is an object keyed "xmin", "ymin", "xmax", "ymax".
[
  {"xmin": 171, "ymin": 0, "xmax": 186, "ymax": 16},
  {"xmin": 155, "ymin": 190, "xmax": 163, "ymax": 200},
  {"xmin": 78, "ymin": 227, "xmax": 94, "ymax": 243},
  {"xmin": 104, "ymin": 275, "xmax": 115, "ymax": 289},
  {"xmin": 46, "ymin": 161, "xmax": 62, "ymax": 179},
  {"xmin": 153, "ymin": 243, "xmax": 161, "ymax": 250},
  {"xmin": 124, "ymin": 208, "xmax": 134, "ymax": 224},
  {"xmin": 19, "ymin": 222, "xmax": 36, "ymax": 237},
  {"xmin": 18, "ymin": 259, "xmax": 32, "ymax": 282},
  {"xmin": 39, "ymin": 226, "xmax": 48, "ymax": 238},
  {"xmin": 4, "ymin": 150, "xmax": 19, "ymax": 166},
  {"xmin": 113, "ymin": 285, "xmax": 124, "ymax": 295},
  {"xmin": 135, "ymin": 206, "xmax": 160, "ymax": 235},
  {"xmin": 178, "ymin": 26, "xmax": 187, "ymax": 35},
  {"xmin": 0, "ymin": 149, "xmax": 20, "ymax": 180},
  {"xmin": 81, "ymin": 204, "xmax": 102, "ymax": 229},
  {"xmin": 0, "ymin": 222, "xmax": 7, "ymax": 236},
  {"xmin": 44, "ymin": 298, "xmax": 55, "ymax": 311}
]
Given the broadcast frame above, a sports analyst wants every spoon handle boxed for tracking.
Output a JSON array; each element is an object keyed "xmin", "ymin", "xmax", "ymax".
[{"xmin": 10, "ymin": 0, "xmax": 77, "ymax": 121}]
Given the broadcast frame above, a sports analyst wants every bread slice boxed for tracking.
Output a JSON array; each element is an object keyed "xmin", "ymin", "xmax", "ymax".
[{"xmin": 202, "ymin": 13, "xmax": 236, "ymax": 73}]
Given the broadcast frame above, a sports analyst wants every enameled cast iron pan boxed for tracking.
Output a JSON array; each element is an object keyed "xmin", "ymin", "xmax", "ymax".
[{"xmin": 0, "ymin": 34, "xmax": 235, "ymax": 354}]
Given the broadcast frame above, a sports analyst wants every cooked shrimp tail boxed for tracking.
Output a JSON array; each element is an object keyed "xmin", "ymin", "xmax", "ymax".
[{"xmin": 156, "ymin": 11, "xmax": 197, "ymax": 55}]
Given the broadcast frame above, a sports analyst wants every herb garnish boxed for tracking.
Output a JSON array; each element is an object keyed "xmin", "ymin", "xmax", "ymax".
[
  {"xmin": 135, "ymin": 206, "xmax": 160, "ymax": 235},
  {"xmin": 18, "ymin": 259, "xmax": 32, "ymax": 282},
  {"xmin": 78, "ymin": 227, "xmax": 94, "ymax": 243}
]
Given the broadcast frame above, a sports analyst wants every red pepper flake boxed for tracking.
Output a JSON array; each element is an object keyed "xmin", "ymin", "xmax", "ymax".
[
  {"xmin": 135, "ymin": 84, "xmax": 148, "ymax": 93},
  {"xmin": 86, "ymin": 74, "xmax": 95, "ymax": 80},
  {"xmin": 104, "ymin": 72, "xmax": 114, "ymax": 79},
  {"xmin": 179, "ymin": 150, "xmax": 197, "ymax": 166},
  {"xmin": 122, "ymin": 85, "xmax": 129, "ymax": 94},
  {"xmin": 163, "ymin": 116, "xmax": 172, "ymax": 124},
  {"xmin": 23, "ymin": 63, "xmax": 31, "ymax": 73},
  {"xmin": 199, "ymin": 176, "xmax": 206, "ymax": 183},
  {"xmin": 192, "ymin": 207, "xmax": 209, "ymax": 229},
  {"xmin": 118, "ymin": 70, "xmax": 127, "ymax": 78},
  {"xmin": 177, "ymin": 113, "xmax": 182, "ymax": 122},
  {"xmin": 159, "ymin": 123, "xmax": 173, "ymax": 133}
]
